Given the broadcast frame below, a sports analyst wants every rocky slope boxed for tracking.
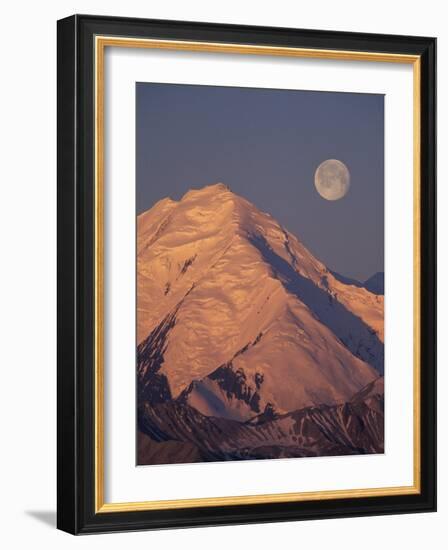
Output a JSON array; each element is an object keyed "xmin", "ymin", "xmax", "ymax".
[{"xmin": 138, "ymin": 375, "xmax": 384, "ymax": 463}]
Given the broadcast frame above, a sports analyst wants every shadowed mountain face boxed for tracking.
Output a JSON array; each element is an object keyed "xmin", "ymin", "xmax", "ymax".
[
  {"xmin": 137, "ymin": 183, "xmax": 384, "ymax": 464},
  {"xmin": 138, "ymin": 378, "xmax": 384, "ymax": 463},
  {"xmin": 364, "ymin": 272, "xmax": 385, "ymax": 295}
]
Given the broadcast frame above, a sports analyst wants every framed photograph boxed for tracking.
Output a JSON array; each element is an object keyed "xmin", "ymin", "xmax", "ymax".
[{"xmin": 57, "ymin": 15, "xmax": 436, "ymax": 534}]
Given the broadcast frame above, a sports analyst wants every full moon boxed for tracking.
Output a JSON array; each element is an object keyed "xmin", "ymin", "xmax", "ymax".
[{"xmin": 314, "ymin": 159, "xmax": 350, "ymax": 201}]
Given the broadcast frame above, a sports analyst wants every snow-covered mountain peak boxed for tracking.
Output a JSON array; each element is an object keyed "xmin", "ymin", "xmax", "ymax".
[
  {"xmin": 137, "ymin": 183, "xmax": 384, "ymax": 421},
  {"xmin": 180, "ymin": 181, "xmax": 231, "ymax": 200}
]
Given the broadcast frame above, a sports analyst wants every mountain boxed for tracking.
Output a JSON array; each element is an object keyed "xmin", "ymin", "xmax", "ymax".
[
  {"xmin": 137, "ymin": 183, "xmax": 384, "ymax": 463},
  {"xmin": 364, "ymin": 272, "xmax": 384, "ymax": 295},
  {"xmin": 138, "ymin": 376, "xmax": 384, "ymax": 464},
  {"xmin": 330, "ymin": 270, "xmax": 384, "ymax": 296}
]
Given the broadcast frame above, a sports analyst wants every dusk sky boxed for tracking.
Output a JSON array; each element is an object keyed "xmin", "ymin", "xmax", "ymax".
[{"xmin": 136, "ymin": 83, "xmax": 384, "ymax": 281}]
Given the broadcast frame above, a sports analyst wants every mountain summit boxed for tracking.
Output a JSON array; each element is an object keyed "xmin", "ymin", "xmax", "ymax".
[{"xmin": 137, "ymin": 183, "xmax": 384, "ymax": 431}]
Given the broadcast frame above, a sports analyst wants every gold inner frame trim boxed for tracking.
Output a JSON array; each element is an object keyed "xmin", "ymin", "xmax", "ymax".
[{"xmin": 94, "ymin": 35, "xmax": 421, "ymax": 514}]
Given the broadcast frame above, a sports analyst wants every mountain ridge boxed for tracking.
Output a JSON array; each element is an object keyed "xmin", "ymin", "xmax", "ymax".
[{"xmin": 138, "ymin": 374, "xmax": 384, "ymax": 464}]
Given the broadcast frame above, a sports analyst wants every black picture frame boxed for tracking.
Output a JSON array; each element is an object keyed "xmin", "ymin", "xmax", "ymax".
[{"xmin": 57, "ymin": 14, "xmax": 436, "ymax": 534}]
